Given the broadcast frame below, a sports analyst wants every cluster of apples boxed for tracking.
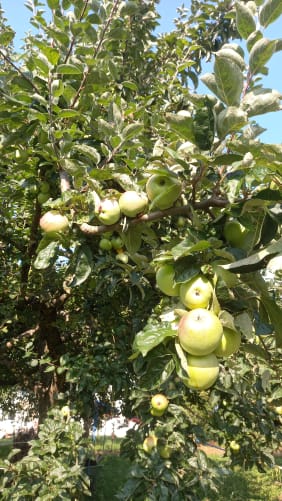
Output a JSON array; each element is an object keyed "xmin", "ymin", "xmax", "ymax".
[
  {"xmin": 156, "ymin": 264, "xmax": 241, "ymax": 391},
  {"xmin": 143, "ymin": 393, "xmax": 172, "ymax": 458},
  {"xmin": 96, "ymin": 173, "xmax": 182, "ymax": 226}
]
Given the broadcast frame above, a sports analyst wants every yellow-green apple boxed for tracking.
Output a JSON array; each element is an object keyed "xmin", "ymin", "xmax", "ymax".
[
  {"xmin": 119, "ymin": 190, "xmax": 148, "ymax": 217},
  {"xmin": 116, "ymin": 251, "xmax": 129, "ymax": 264},
  {"xmin": 224, "ymin": 220, "xmax": 248, "ymax": 247},
  {"xmin": 146, "ymin": 174, "xmax": 182, "ymax": 209},
  {"xmin": 151, "ymin": 394, "xmax": 169, "ymax": 414},
  {"xmin": 185, "ymin": 353, "xmax": 219, "ymax": 390},
  {"xmin": 214, "ymin": 327, "xmax": 241, "ymax": 358},
  {"xmin": 40, "ymin": 211, "xmax": 69, "ymax": 233},
  {"xmin": 143, "ymin": 435, "xmax": 158, "ymax": 454},
  {"xmin": 99, "ymin": 238, "xmax": 112, "ymax": 251},
  {"xmin": 158, "ymin": 444, "xmax": 172, "ymax": 459},
  {"xmin": 156, "ymin": 264, "xmax": 180, "ymax": 296},
  {"xmin": 178, "ymin": 308, "xmax": 223, "ymax": 356},
  {"xmin": 150, "ymin": 408, "xmax": 164, "ymax": 417},
  {"xmin": 230, "ymin": 440, "xmax": 240, "ymax": 453},
  {"xmin": 61, "ymin": 405, "xmax": 70, "ymax": 418},
  {"xmin": 111, "ymin": 235, "xmax": 123, "ymax": 250},
  {"xmin": 274, "ymin": 406, "xmax": 282, "ymax": 415},
  {"xmin": 37, "ymin": 192, "xmax": 50, "ymax": 204},
  {"xmin": 97, "ymin": 199, "xmax": 121, "ymax": 225},
  {"xmin": 180, "ymin": 275, "xmax": 213, "ymax": 310}
]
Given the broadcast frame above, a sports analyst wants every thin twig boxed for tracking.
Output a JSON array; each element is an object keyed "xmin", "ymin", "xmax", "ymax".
[{"xmin": 63, "ymin": 0, "xmax": 90, "ymax": 64}]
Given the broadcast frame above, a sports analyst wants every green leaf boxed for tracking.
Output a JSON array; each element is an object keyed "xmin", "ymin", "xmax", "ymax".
[
  {"xmin": 235, "ymin": 1, "xmax": 257, "ymax": 39},
  {"xmin": 241, "ymin": 88, "xmax": 282, "ymax": 117},
  {"xmin": 171, "ymin": 239, "xmax": 211, "ymax": 259},
  {"xmin": 221, "ymin": 238, "xmax": 282, "ymax": 273},
  {"xmin": 57, "ymin": 64, "xmax": 83, "ymax": 74},
  {"xmin": 217, "ymin": 107, "xmax": 248, "ymax": 139},
  {"xmin": 122, "ymin": 226, "xmax": 142, "ymax": 254},
  {"xmin": 69, "ymin": 245, "xmax": 92, "ymax": 287},
  {"xmin": 166, "ymin": 113, "xmax": 195, "ymax": 141},
  {"xmin": 72, "ymin": 144, "xmax": 101, "ymax": 164},
  {"xmin": 34, "ymin": 241, "xmax": 58, "ymax": 270},
  {"xmin": 214, "ymin": 57, "xmax": 244, "ymax": 106},
  {"xmin": 133, "ymin": 324, "xmax": 176, "ymax": 357},
  {"xmin": 260, "ymin": 294, "xmax": 282, "ymax": 348},
  {"xmin": 259, "ymin": 0, "xmax": 282, "ymax": 27},
  {"xmin": 122, "ymin": 123, "xmax": 143, "ymax": 141},
  {"xmin": 47, "ymin": 0, "xmax": 60, "ymax": 7},
  {"xmin": 242, "ymin": 343, "xmax": 270, "ymax": 361},
  {"xmin": 249, "ymin": 38, "xmax": 277, "ymax": 75}
]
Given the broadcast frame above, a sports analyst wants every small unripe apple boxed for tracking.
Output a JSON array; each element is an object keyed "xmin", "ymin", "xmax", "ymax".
[
  {"xmin": 99, "ymin": 238, "xmax": 112, "ymax": 251},
  {"xmin": 178, "ymin": 308, "xmax": 223, "ymax": 356},
  {"xmin": 151, "ymin": 393, "xmax": 169, "ymax": 413},
  {"xmin": 156, "ymin": 264, "xmax": 180, "ymax": 297},
  {"xmin": 146, "ymin": 174, "xmax": 182, "ymax": 210},
  {"xmin": 214, "ymin": 327, "xmax": 241, "ymax": 358},
  {"xmin": 61, "ymin": 405, "xmax": 71, "ymax": 418},
  {"xmin": 97, "ymin": 199, "xmax": 121, "ymax": 225},
  {"xmin": 180, "ymin": 275, "xmax": 213, "ymax": 310},
  {"xmin": 274, "ymin": 406, "xmax": 282, "ymax": 415},
  {"xmin": 185, "ymin": 353, "xmax": 219, "ymax": 390},
  {"xmin": 37, "ymin": 192, "xmax": 50, "ymax": 205},
  {"xmin": 224, "ymin": 220, "xmax": 248, "ymax": 248},
  {"xmin": 111, "ymin": 235, "xmax": 123, "ymax": 250},
  {"xmin": 150, "ymin": 408, "xmax": 164, "ymax": 417},
  {"xmin": 158, "ymin": 444, "xmax": 172, "ymax": 459},
  {"xmin": 119, "ymin": 190, "xmax": 148, "ymax": 217},
  {"xmin": 116, "ymin": 251, "xmax": 129, "ymax": 264},
  {"xmin": 40, "ymin": 211, "xmax": 69, "ymax": 233},
  {"xmin": 143, "ymin": 435, "xmax": 158, "ymax": 454},
  {"xmin": 39, "ymin": 181, "xmax": 50, "ymax": 194},
  {"xmin": 230, "ymin": 440, "xmax": 240, "ymax": 453}
]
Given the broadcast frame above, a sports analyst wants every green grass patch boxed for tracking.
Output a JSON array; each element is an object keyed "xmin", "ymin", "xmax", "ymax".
[{"xmin": 93, "ymin": 454, "xmax": 131, "ymax": 501}]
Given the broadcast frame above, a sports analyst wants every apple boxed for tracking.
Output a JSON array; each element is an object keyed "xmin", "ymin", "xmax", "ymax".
[
  {"xmin": 274, "ymin": 406, "xmax": 282, "ymax": 415},
  {"xmin": 37, "ymin": 192, "xmax": 50, "ymax": 205},
  {"xmin": 151, "ymin": 393, "xmax": 169, "ymax": 413},
  {"xmin": 179, "ymin": 275, "xmax": 213, "ymax": 310},
  {"xmin": 156, "ymin": 264, "xmax": 180, "ymax": 297},
  {"xmin": 40, "ymin": 211, "xmax": 69, "ymax": 233},
  {"xmin": 230, "ymin": 440, "xmax": 240, "ymax": 453},
  {"xmin": 97, "ymin": 199, "xmax": 121, "ymax": 225},
  {"xmin": 116, "ymin": 252, "xmax": 129, "ymax": 264},
  {"xmin": 146, "ymin": 174, "xmax": 182, "ymax": 210},
  {"xmin": 150, "ymin": 408, "xmax": 164, "ymax": 417},
  {"xmin": 39, "ymin": 181, "xmax": 50, "ymax": 194},
  {"xmin": 214, "ymin": 327, "xmax": 241, "ymax": 358},
  {"xmin": 119, "ymin": 190, "xmax": 148, "ymax": 217},
  {"xmin": 223, "ymin": 220, "xmax": 248, "ymax": 248},
  {"xmin": 185, "ymin": 353, "xmax": 219, "ymax": 390},
  {"xmin": 158, "ymin": 444, "xmax": 172, "ymax": 459},
  {"xmin": 143, "ymin": 435, "xmax": 158, "ymax": 454},
  {"xmin": 178, "ymin": 308, "xmax": 223, "ymax": 356},
  {"xmin": 61, "ymin": 405, "xmax": 70, "ymax": 418},
  {"xmin": 99, "ymin": 238, "xmax": 112, "ymax": 251}
]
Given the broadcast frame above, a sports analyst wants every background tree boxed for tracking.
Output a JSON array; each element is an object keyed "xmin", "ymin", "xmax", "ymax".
[{"xmin": 0, "ymin": 0, "xmax": 281, "ymax": 499}]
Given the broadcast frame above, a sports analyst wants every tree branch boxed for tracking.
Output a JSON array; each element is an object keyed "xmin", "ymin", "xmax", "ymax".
[
  {"xmin": 79, "ymin": 197, "xmax": 229, "ymax": 235},
  {"xmin": 0, "ymin": 49, "xmax": 40, "ymax": 94}
]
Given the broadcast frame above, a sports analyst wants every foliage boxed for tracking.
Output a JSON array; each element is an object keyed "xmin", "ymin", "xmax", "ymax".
[
  {"xmin": 0, "ymin": 408, "xmax": 94, "ymax": 500},
  {"xmin": 0, "ymin": 0, "xmax": 281, "ymax": 499}
]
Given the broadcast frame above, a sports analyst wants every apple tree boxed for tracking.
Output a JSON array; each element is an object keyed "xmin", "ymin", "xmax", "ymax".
[{"xmin": 0, "ymin": 0, "xmax": 282, "ymax": 499}]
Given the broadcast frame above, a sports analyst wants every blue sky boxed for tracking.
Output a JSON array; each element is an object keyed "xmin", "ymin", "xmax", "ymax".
[{"xmin": 1, "ymin": 0, "xmax": 281, "ymax": 143}]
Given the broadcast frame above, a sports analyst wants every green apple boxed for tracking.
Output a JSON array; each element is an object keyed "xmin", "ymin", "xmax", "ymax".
[
  {"xmin": 37, "ymin": 192, "xmax": 50, "ymax": 205},
  {"xmin": 119, "ymin": 190, "xmax": 148, "ymax": 217},
  {"xmin": 223, "ymin": 220, "xmax": 248, "ymax": 248},
  {"xmin": 150, "ymin": 408, "xmax": 164, "ymax": 417},
  {"xmin": 99, "ymin": 238, "xmax": 112, "ymax": 251},
  {"xmin": 39, "ymin": 181, "xmax": 50, "ymax": 194},
  {"xmin": 158, "ymin": 444, "xmax": 172, "ymax": 459},
  {"xmin": 178, "ymin": 308, "xmax": 223, "ymax": 356},
  {"xmin": 111, "ymin": 235, "xmax": 123, "ymax": 250},
  {"xmin": 143, "ymin": 435, "xmax": 158, "ymax": 454},
  {"xmin": 230, "ymin": 440, "xmax": 240, "ymax": 453},
  {"xmin": 40, "ymin": 211, "xmax": 69, "ymax": 233},
  {"xmin": 156, "ymin": 264, "xmax": 180, "ymax": 297},
  {"xmin": 214, "ymin": 327, "xmax": 241, "ymax": 358},
  {"xmin": 97, "ymin": 199, "xmax": 121, "ymax": 225},
  {"xmin": 185, "ymin": 353, "xmax": 219, "ymax": 390},
  {"xmin": 180, "ymin": 275, "xmax": 213, "ymax": 310},
  {"xmin": 151, "ymin": 393, "xmax": 169, "ymax": 413},
  {"xmin": 116, "ymin": 252, "xmax": 129, "ymax": 264},
  {"xmin": 146, "ymin": 174, "xmax": 182, "ymax": 210},
  {"xmin": 274, "ymin": 406, "xmax": 282, "ymax": 416}
]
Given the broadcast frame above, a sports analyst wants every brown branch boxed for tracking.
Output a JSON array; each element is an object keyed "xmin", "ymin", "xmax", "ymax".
[
  {"xmin": 79, "ymin": 197, "xmax": 229, "ymax": 235},
  {"xmin": 0, "ymin": 49, "xmax": 40, "ymax": 94},
  {"xmin": 63, "ymin": 0, "xmax": 90, "ymax": 64}
]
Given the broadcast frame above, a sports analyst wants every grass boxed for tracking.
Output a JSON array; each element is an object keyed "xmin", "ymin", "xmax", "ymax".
[{"xmin": 0, "ymin": 438, "xmax": 12, "ymax": 460}]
